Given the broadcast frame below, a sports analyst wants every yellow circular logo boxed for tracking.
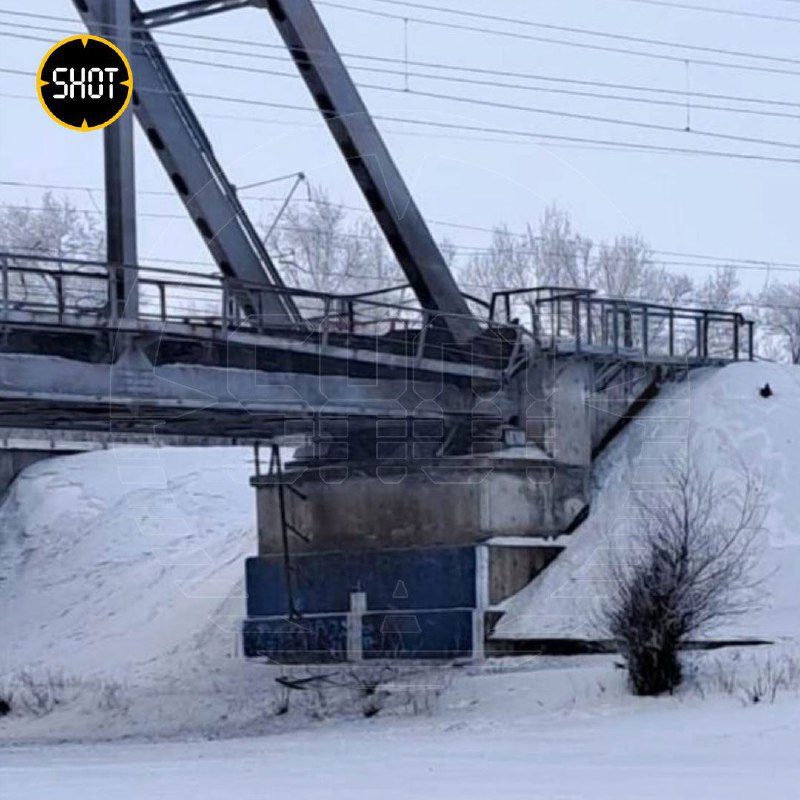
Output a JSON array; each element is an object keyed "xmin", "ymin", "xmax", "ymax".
[{"xmin": 36, "ymin": 35, "xmax": 133, "ymax": 132}]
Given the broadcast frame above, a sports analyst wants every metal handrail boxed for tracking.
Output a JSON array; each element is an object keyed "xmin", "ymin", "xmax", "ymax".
[
  {"xmin": 0, "ymin": 252, "xmax": 518, "ymax": 371},
  {"xmin": 489, "ymin": 285, "xmax": 755, "ymax": 362}
]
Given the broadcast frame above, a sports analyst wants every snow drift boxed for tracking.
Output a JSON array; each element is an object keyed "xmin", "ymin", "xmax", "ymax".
[
  {"xmin": 496, "ymin": 361, "xmax": 800, "ymax": 643},
  {"xmin": 0, "ymin": 446, "xmax": 256, "ymax": 681}
]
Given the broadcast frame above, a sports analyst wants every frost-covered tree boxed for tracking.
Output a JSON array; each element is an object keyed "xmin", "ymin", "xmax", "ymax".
[
  {"xmin": 698, "ymin": 266, "xmax": 740, "ymax": 311},
  {"xmin": 0, "ymin": 192, "xmax": 105, "ymax": 309},
  {"xmin": 757, "ymin": 281, "xmax": 800, "ymax": 364},
  {"xmin": 0, "ymin": 191, "xmax": 103, "ymax": 261},
  {"xmin": 266, "ymin": 186, "xmax": 401, "ymax": 297},
  {"xmin": 461, "ymin": 205, "xmax": 695, "ymax": 306},
  {"xmin": 264, "ymin": 187, "xmax": 412, "ymax": 330},
  {"xmin": 461, "ymin": 206, "xmax": 595, "ymax": 298}
]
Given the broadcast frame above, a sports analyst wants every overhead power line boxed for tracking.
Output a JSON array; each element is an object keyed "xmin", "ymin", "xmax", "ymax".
[
  {"xmin": 9, "ymin": 29, "xmax": 798, "ymax": 152},
  {"xmin": 7, "ymin": 15, "xmax": 800, "ymax": 133},
  {"xmin": 2, "ymin": 12, "xmax": 797, "ymax": 113},
  {"xmin": 3, "ymin": 53, "xmax": 800, "ymax": 166},
  {"xmin": 6, "ymin": 16, "xmax": 800, "ymax": 126},
  {"xmin": 318, "ymin": 0, "xmax": 800, "ymax": 76},
  {"xmin": 6, "ymin": 5, "xmax": 800, "ymax": 81},
  {"xmin": 608, "ymin": 0, "xmax": 800, "ymax": 24}
]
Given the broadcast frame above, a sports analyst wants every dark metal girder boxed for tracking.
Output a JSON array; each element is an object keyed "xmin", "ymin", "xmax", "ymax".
[
  {"xmin": 135, "ymin": 0, "xmax": 251, "ymax": 28},
  {"xmin": 263, "ymin": 0, "xmax": 480, "ymax": 344},
  {"xmin": 103, "ymin": 0, "xmax": 139, "ymax": 318},
  {"xmin": 72, "ymin": 0, "xmax": 299, "ymax": 322}
]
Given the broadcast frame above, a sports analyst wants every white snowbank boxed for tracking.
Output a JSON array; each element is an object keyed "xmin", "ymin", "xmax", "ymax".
[
  {"xmin": 3, "ymin": 656, "xmax": 800, "ymax": 799},
  {"xmin": 496, "ymin": 361, "xmax": 800, "ymax": 643},
  {"xmin": 0, "ymin": 446, "xmax": 256, "ymax": 681}
]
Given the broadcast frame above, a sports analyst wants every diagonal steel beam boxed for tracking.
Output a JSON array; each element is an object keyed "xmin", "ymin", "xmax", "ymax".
[
  {"xmin": 72, "ymin": 0, "xmax": 299, "ymax": 322},
  {"xmin": 135, "ymin": 0, "xmax": 250, "ymax": 28},
  {"xmin": 263, "ymin": 0, "xmax": 479, "ymax": 343}
]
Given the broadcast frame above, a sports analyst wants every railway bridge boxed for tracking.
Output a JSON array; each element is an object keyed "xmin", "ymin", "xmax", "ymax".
[{"xmin": 0, "ymin": 0, "xmax": 756, "ymax": 661}]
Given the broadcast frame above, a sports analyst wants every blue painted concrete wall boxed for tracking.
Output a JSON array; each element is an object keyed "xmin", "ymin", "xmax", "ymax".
[
  {"xmin": 242, "ymin": 616, "xmax": 347, "ymax": 663},
  {"xmin": 246, "ymin": 546, "xmax": 477, "ymax": 617},
  {"xmin": 242, "ymin": 609, "xmax": 474, "ymax": 661},
  {"xmin": 362, "ymin": 610, "xmax": 474, "ymax": 660}
]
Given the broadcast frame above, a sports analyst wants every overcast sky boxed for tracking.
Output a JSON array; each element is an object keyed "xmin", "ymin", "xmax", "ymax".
[{"xmin": 2, "ymin": 0, "xmax": 800, "ymax": 293}]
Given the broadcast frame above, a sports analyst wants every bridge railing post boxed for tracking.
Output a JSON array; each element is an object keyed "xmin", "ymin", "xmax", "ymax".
[
  {"xmin": 586, "ymin": 299, "xmax": 593, "ymax": 348},
  {"xmin": 748, "ymin": 321, "xmax": 755, "ymax": 361},
  {"xmin": 733, "ymin": 316, "xmax": 740, "ymax": 361},
  {"xmin": 694, "ymin": 317, "xmax": 702, "ymax": 361},
  {"xmin": 1, "ymin": 257, "xmax": 8, "ymax": 321},
  {"xmin": 108, "ymin": 264, "xmax": 119, "ymax": 325},
  {"xmin": 642, "ymin": 305, "xmax": 649, "ymax": 358},
  {"xmin": 669, "ymin": 309, "xmax": 675, "ymax": 358},
  {"xmin": 416, "ymin": 311, "xmax": 430, "ymax": 364},
  {"xmin": 623, "ymin": 307, "xmax": 633, "ymax": 349},
  {"xmin": 321, "ymin": 296, "xmax": 332, "ymax": 347},
  {"xmin": 555, "ymin": 297, "xmax": 562, "ymax": 342},
  {"xmin": 158, "ymin": 281, "xmax": 167, "ymax": 322},
  {"xmin": 600, "ymin": 302, "xmax": 608, "ymax": 348},
  {"xmin": 54, "ymin": 274, "xmax": 64, "ymax": 322}
]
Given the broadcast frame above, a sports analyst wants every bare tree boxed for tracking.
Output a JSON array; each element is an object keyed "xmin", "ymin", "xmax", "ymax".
[
  {"xmin": 263, "ymin": 186, "xmax": 416, "ymax": 331},
  {"xmin": 0, "ymin": 192, "xmax": 105, "ymax": 310},
  {"xmin": 460, "ymin": 205, "xmax": 695, "ymax": 319},
  {"xmin": 595, "ymin": 235, "xmax": 652, "ymax": 298},
  {"xmin": 0, "ymin": 191, "xmax": 103, "ymax": 260},
  {"xmin": 698, "ymin": 266, "xmax": 740, "ymax": 311},
  {"xmin": 265, "ymin": 186, "xmax": 402, "ymax": 296},
  {"xmin": 461, "ymin": 206, "xmax": 595, "ymax": 302},
  {"xmin": 600, "ymin": 458, "xmax": 767, "ymax": 696},
  {"xmin": 758, "ymin": 281, "xmax": 800, "ymax": 364}
]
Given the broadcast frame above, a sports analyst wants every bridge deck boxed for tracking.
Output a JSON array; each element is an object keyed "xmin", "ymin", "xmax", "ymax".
[{"xmin": 0, "ymin": 256, "xmax": 754, "ymax": 443}]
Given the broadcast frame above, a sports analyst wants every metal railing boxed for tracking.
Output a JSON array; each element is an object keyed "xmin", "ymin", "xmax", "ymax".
[
  {"xmin": 0, "ymin": 253, "xmax": 514, "ymax": 370},
  {"xmin": 490, "ymin": 286, "xmax": 754, "ymax": 362}
]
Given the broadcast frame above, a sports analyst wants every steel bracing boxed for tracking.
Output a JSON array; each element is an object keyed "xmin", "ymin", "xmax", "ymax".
[
  {"xmin": 72, "ymin": 0, "xmax": 299, "ymax": 322},
  {"xmin": 0, "ymin": 2, "xmax": 755, "ymax": 450}
]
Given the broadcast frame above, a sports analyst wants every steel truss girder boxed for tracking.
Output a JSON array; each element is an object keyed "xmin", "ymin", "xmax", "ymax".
[
  {"xmin": 136, "ymin": 0, "xmax": 250, "ymax": 29},
  {"xmin": 72, "ymin": 0, "xmax": 299, "ymax": 322},
  {"xmin": 263, "ymin": 0, "xmax": 480, "ymax": 344}
]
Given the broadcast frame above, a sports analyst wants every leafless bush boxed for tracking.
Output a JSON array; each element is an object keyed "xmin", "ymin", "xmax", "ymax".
[
  {"xmin": 599, "ymin": 458, "xmax": 767, "ymax": 696},
  {"xmin": 275, "ymin": 664, "xmax": 451, "ymax": 720},
  {"xmin": 350, "ymin": 664, "xmax": 453, "ymax": 717},
  {"xmin": 96, "ymin": 680, "xmax": 130, "ymax": 714},
  {"xmin": 0, "ymin": 670, "xmax": 128, "ymax": 718},
  {"xmin": 3, "ymin": 669, "xmax": 72, "ymax": 716},
  {"xmin": 695, "ymin": 652, "xmax": 800, "ymax": 705},
  {"xmin": 741, "ymin": 658, "xmax": 789, "ymax": 705},
  {"xmin": 345, "ymin": 664, "xmax": 398, "ymax": 718}
]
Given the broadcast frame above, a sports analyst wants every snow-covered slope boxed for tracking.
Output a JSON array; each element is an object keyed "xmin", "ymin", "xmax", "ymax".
[
  {"xmin": 0, "ymin": 447, "xmax": 256, "ymax": 681},
  {"xmin": 496, "ymin": 361, "xmax": 800, "ymax": 643}
]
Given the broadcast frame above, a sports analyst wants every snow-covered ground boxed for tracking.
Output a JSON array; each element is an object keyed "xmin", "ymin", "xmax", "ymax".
[
  {"xmin": 0, "ymin": 446, "xmax": 256, "ymax": 681},
  {"xmin": 2, "ymin": 363, "xmax": 800, "ymax": 796},
  {"xmin": 0, "ymin": 446, "xmax": 293, "ymax": 742},
  {"xmin": 2, "ymin": 657, "xmax": 800, "ymax": 799},
  {"xmin": 497, "ymin": 361, "xmax": 800, "ymax": 643}
]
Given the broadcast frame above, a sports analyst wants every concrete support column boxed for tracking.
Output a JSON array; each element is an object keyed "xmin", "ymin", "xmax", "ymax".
[{"xmin": 551, "ymin": 361, "xmax": 592, "ymax": 467}]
